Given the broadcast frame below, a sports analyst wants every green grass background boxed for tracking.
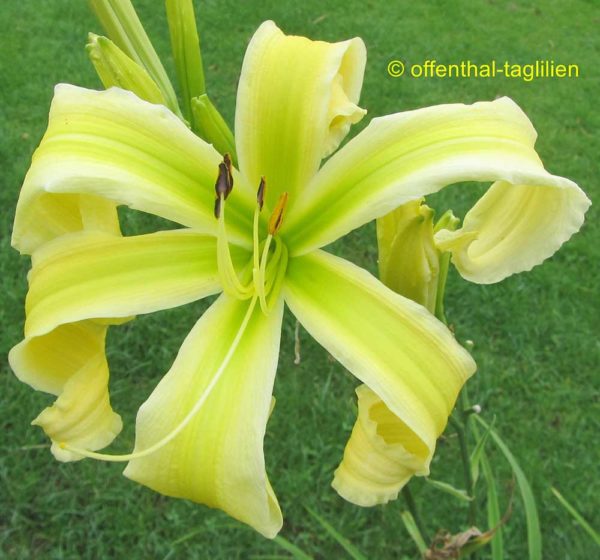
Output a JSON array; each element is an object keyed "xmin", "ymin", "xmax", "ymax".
[{"xmin": 1, "ymin": 0, "xmax": 598, "ymax": 558}]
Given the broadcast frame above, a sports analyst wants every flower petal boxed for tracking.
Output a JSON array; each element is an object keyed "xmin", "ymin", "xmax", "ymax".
[
  {"xmin": 284, "ymin": 250, "xmax": 475, "ymax": 466},
  {"xmin": 434, "ymin": 179, "xmax": 590, "ymax": 283},
  {"xmin": 284, "ymin": 97, "xmax": 590, "ymax": 283},
  {"xmin": 12, "ymin": 191, "xmax": 122, "ymax": 255},
  {"xmin": 24, "ymin": 229, "xmax": 247, "ymax": 338},
  {"xmin": 9, "ymin": 321, "xmax": 122, "ymax": 461},
  {"xmin": 13, "ymin": 85, "xmax": 255, "ymax": 254},
  {"xmin": 235, "ymin": 21, "xmax": 366, "ymax": 210},
  {"xmin": 124, "ymin": 294, "xmax": 284, "ymax": 538},
  {"xmin": 332, "ymin": 385, "xmax": 429, "ymax": 506}
]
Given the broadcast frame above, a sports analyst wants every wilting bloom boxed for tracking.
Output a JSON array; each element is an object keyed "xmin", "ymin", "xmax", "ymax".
[{"xmin": 10, "ymin": 21, "xmax": 589, "ymax": 537}]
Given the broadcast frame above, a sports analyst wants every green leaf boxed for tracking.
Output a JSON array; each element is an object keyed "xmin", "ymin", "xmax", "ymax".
[
  {"xmin": 470, "ymin": 418, "xmax": 494, "ymax": 486},
  {"xmin": 551, "ymin": 487, "xmax": 600, "ymax": 545},
  {"xmin": 480, "ymin": 452, "xmax": 504, "ymax": 560},
  {"xmin": 425, "ymin": 478, "xmax": 472, "ymax": 502},
  {"xmin": 306, "ymin": 507, "xmax": 367, "ymax": 560},
  {"xmin": 400, "ymin": 510, "xmax": 428, "ymax": 554},
  {"xmin": 476, "ymin": 416, "xmax": 541, "ymax": 560},
  {"xmin": 272, "ymin": 536, "xmax": 314, "ymax": 560}
]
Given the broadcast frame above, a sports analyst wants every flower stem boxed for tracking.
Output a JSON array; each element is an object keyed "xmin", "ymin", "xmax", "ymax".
[
  {"xmin": 432, "ymin": 242, "xmax": 478, "ymax": 529},
  {"xmin": 449, "ymin": 414, "xmax": 476, "ymax": 528},
  {"xmin": 402, "ymin": 486, "xmax": 430, "ymax": 544}
]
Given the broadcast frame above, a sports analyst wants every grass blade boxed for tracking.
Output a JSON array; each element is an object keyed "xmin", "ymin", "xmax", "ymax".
[
  {"xmin": 470, "ymin": 418, "xmax": 493, "ymax": 486},
  {"xmin": 425, "ymin": 478, "xmax": 472, "ymax": 502},
  {"xmin": 480, "ymin": 452, "xmax": 504, "ymax": 559},
  {"xmin": 476, "ymin": 416, "xmax": 541, "ymax": 560},
  {"xmin": 551, "ymin": 487, "xmax": 600, "ymax": 545},
  {"xmin": 273, "ymin": 536, "xmax": 314, "ymax": 560},
  {"xmin": 400, "ymin": 510, "xmax": 428, "ymax": 554},
  {"xmin": 305, "ymin": 507, "xmax": 367, "ymax": 560}
]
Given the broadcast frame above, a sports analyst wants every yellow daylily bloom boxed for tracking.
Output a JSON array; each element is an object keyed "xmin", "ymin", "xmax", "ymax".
[
  {"xmin": 10, "ymin": 20, "xmax": 589, "ymax": 538},
  {"xmin": 332, "ymin": 200, "xmax": 456, "ymax": 505},
  {"xmin": 333, "ymin": 185, "xmax": 589, "ymax": 506}
]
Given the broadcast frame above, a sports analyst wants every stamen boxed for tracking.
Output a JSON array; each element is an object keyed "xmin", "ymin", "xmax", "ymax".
[
  {"xmin": 223, "ymin": 153, "xmax": 234, "ymax": 197},
  {"xmin": 217, "ymin": 194, "xmax": 253, "ymax": 299},
  {"xmin": 268, "ymin": 192, "xmax": 289, "ymax": 235},
  {"xmin": 253, "ymin": 178, "xmax": 266, "ymax": 273},
  {"xmin": 263, "ymin": 236, "xmax": 283, "ymax": 295},
  {"xmin": 266, "ymin": 242, "xmax": 288, "ymax": 312},
  {"xmin": 257, "ymin": 234, "xmax": 273, "ymax": 314},
  {"xmin": 256, "ymin": 176, "xmax": 266, "ymax": 210},
  {"xmin": 214, "ymin": 154, "xmax": 234, "ymax": 218},
  {"xmin": 60, "ymin": 296, "xmax": 259, "ymax": 462}
]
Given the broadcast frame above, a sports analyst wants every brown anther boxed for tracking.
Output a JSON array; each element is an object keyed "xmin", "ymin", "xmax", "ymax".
[
  {"xmin": 214, "ymin": 197, "xmax": 222, "ymax": 219},
  {"xmin": 214, "ymin": 154, "xmax": 233, "ymax": 202},
  {"xmin": 256, "ymin": 177, "xmax": 266, "ymax": 211},
  {"xmin": 223, "ymin": 153, "xmax": 233, "ymax": 196},
  {"xmin": 268, "ymin": 192, "xmax": 289, "ymax": 235}
]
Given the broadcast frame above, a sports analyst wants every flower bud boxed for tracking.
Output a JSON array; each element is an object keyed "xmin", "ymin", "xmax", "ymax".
[
  {"xmin": 86, "ymin": 34, "xmax": 166, "ymax": 106},
  {"xmin": 377, "ymin": 199, "xmax": 440, "ymax": 313}
]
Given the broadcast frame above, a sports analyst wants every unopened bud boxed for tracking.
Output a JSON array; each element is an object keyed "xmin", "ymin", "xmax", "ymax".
[{"xmin": 86, "ymin": 33, "xmax": 166, "ymax": 105}]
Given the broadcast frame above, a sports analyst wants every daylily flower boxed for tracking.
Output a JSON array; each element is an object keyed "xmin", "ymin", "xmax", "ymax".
[
  {"xmin": 10, "ymin": 20, "xmax": 589, "ymax": 538},
  {"xmin": 333, "ymin": 186, "xmax": 590, "ymax": 506}
]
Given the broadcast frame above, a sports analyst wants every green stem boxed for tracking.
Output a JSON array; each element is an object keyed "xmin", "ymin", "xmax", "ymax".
[
  {"xmin": 449, "ymin": 414, "xmax": 477, "ymax": 527},
  {"xmin": 432, "ymin": 237, "xmax": 478, "ymax": 532},
  {"xmin": 402, "ymin": 486, "xmax": 429, "ymax": 544}
]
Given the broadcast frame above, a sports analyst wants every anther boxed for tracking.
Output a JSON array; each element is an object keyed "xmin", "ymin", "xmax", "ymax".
[
  {"xmin": 223, "ymin": 153, "xmax": 234, "ymax": 196},
  {"xmin": 214, "ymin": 163, "xmax": 231, "ymax": 199},
  {"xmin": 257, "ymin": 177, "xmax": 266, "ymax": 211},
  {"xmin": 214, "ymin": 154, "xmax": 234, "ymax": 218},
  {"xmin": 268, "ymin": 192, "xmax": 289, "ymax": 235}
]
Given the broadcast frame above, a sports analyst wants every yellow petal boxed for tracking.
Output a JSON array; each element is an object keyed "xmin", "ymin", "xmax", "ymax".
[
  {"xmin": 434, "ymin": 179, "xmax": 590, "ymax": 283},
  {"xmin": 284, "ymin": 97, "xmax": 590, "ymax": 281},
  {"xmin": 124, "ymin": 294, "xmax": 284, "ymax": 538},
  {"xmin": 13, "ymin": 85, "xmax": 255, "ymax": 254},
  {"xmin": 284, "ymin": 250, "xmax": 475, "ymax": 466},
  {"xmin": 9, "ymin": 321, "xmax": 122, "ymax": 461},
  {"xmin": 332, "ymin": 385, "xmax": 429, "ymax": 506},
  {"xmin": 24, "ymin": 229, "xmax": 246, "ymax": 338},
  {"xmin": 12, "ymin": 191, "xmax": 121, "ymax": 256},
  {"xmin": 235, "ymin": 21, "xmax": 366, "ymax": 210}
]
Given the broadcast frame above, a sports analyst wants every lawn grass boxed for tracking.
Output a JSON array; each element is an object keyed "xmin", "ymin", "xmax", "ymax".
[{"xmin": 1, "ymin": 0, "xmax": 598, "ymax": 558}]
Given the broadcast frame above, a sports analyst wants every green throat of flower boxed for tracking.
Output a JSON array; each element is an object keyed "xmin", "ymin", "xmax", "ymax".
[{"xmin": 215, "ymin": 154, "xmax": 289, "ymax": 315}]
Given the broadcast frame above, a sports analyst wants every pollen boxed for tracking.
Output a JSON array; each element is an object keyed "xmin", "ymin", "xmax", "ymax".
[{"xmin": 268, "ymin": 192, "xmax": 289, "ymax": 235}]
